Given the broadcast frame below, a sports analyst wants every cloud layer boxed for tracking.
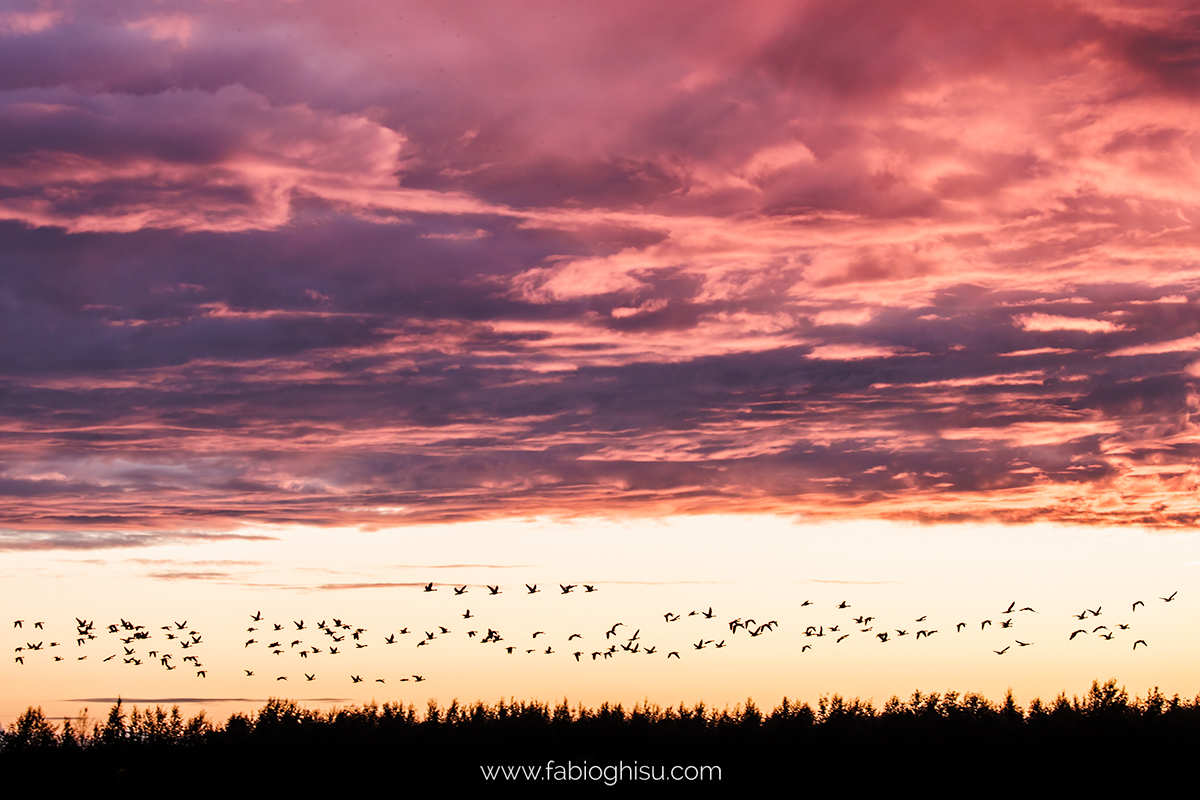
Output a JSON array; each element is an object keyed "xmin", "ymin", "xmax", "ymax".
[{"xmin": 3, "ymin": 1, "xmax": 1200, "ymax": 540}]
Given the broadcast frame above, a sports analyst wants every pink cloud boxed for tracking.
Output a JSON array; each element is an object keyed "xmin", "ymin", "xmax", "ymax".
[{"xmin": 2, "ymin": 1, "xmax": 1200, "ymax": 539}]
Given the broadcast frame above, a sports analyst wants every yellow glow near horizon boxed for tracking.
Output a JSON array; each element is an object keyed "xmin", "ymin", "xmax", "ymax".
[{"xmin": 2, "ymin": 515, "xmax": 1197, "ymax": 726}]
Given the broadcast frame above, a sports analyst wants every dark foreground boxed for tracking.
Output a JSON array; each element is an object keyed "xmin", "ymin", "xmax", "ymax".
[{"xmin": 4, "ymin": 679, "xmax": 1197, "ymax": 792}]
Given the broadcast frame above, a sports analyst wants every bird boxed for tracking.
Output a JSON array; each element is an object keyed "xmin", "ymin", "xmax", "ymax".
[
  {"xmin": 1161, "ymin": 591, "xmax": 1178, "ymax": 602},
  {"xmin": 424, "ymin": 582, "xmax": 436, "ymax": 592},
  {"xmin": 454, "ymin": 585, "xmax": 468, "ymax": 595},
  {"xmin": 526, "ymin": 584, "xmax": 540, "ymax": 594},
  {"xmin": 488, "ymin": 585, "xmax": 501, "ymax": 595}
]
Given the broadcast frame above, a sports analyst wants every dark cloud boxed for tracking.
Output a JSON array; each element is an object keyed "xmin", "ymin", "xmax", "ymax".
[
  {"xmin": 0, "ymin": 530, "xmax": 277, "ymax": 551},
  {"xmin": 145, "ymin": 570, "xmax": 231, "ymax": 581},
  {"xmin": 1, "ymin": 2, "xmax": 1199, "ymax": 538}
]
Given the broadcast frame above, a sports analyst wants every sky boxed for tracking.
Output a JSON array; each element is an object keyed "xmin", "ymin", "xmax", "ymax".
[{"xmin": 1, "ymin": 0, "xmax": 1199, "ymax": 725}]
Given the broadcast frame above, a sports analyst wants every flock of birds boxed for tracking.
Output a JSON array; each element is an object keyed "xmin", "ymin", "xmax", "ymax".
[
  {"xmin": 783, "ymin": 592, "xmax": 1179, "ymax": 657},
  {"xmin": 6, "ymin": 585, "xmax": 1180, "ymax": 688}
]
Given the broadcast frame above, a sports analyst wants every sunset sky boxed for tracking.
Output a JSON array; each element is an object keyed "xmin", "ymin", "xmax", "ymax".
[{"xmin": 2, "ymin": 0, "xmax": 1199, "ymax": 725}]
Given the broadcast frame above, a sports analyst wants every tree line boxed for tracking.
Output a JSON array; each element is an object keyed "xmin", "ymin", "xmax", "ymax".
[{"xmin": 3, "ymin": 679, "xmax": 1197, "ymax": 789}]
